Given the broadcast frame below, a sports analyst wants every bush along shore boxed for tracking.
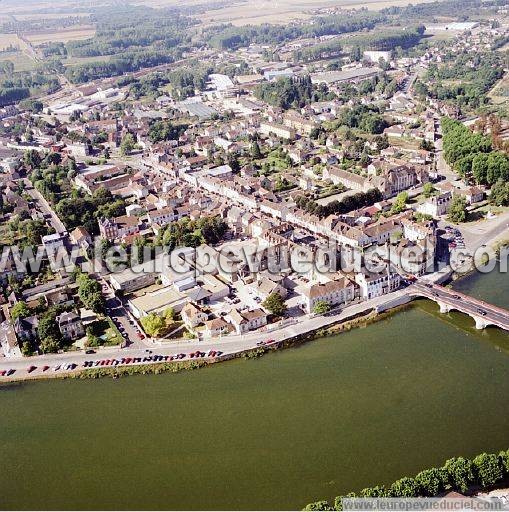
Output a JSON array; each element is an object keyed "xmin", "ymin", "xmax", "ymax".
[
  {"xmin": 67, "ymin": 346, "xmax": 276, "ymax": 380},
  {"xmin": 304, "ymin": 449, "xmax": 509, "ymax": 510}
]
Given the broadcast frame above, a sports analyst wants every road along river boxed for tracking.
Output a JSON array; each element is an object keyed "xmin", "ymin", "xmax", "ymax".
[{"xmin": 0, "ymin": 269, "xmax": 508, "ymax": 510}]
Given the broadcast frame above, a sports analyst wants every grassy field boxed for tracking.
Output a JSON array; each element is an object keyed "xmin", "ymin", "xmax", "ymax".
[
  {"xmin": 0, "ymin": 50, "xmax": 38, "ymax": 71},
  {"xmin": 24, "ymin": 26, "xmax": 96, "ymax": 45},
  {"xmin": 140, "ymin": 0, "xmax": 441, "ymax": 26},
  {"xmin": 0, "ymin": 33, "xmax": 20, "ymax": 51},
  {"xmin": 488, "ymin": 72, "xmax": 509, "ymax": 106},
  {"xmin": 62, "ymin": 54, "xmax": 113, "ymax": 68},
  {"xmin": 14, "ymin": 13, "xmax": 91, "ymax": 21}
]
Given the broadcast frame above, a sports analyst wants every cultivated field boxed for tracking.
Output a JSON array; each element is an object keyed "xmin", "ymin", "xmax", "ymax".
[
  {"xmin": 0, "ymin": 50, "xmax": 38, "ymax": 72},
  {"xmin": 489, "ymin": 73, "xmax": 509, "ymax": 106},
  {"xmin": 0, "ymin": 33, "xmax": 20, "ymax": 51},
  {"xmin": 14, "ymin": 13, "xmax": 91, "ymax": 21},
  {"xmin": 135, "ymin": 0, "xmax": 441, "ymax": 26},
  {"xmin": 24, "ymin": 26, "xmax": 96, "ymax": 45}
]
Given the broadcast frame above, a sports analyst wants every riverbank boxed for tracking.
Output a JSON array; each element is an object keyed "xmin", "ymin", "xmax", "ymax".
[
  {"xmin": 2, "ymin": 273, "xmax": 508, "ymax": 511},
  {"xmin": 0, "ymin": 297, "xmax": 411, "ymax": 383},
  {"xmin": 1, "ymin": 252, "xmax": 506, "ymax": 384},
  {"xmin": 304, "ymin": 448, "xmax": 509, "ymax": 510}
]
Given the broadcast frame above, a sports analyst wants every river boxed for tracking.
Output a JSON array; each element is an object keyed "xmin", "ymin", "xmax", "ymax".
[{"xmin": 0, "ymin": 270, "xmax": 508, "ymax": 511}]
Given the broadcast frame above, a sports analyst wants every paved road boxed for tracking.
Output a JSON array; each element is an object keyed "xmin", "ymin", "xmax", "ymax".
[
  {"xmin": 97, "ymin": 276, "xmax": 150, "ymax": 349},
  {"xmin": 460, "ymin": 211, "xmax": 509, "ymax": 253},
  {"xmin": 24, "ymin": 180, "xmax": 67, "ymax": 234},
  {"xmin": 0, "ymin": 288, "xmax": 413, "ymax": 381}
]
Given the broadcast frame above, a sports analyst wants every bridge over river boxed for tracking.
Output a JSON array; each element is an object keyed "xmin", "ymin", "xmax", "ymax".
[{"xmin": 409, "ymin": 281, "xmax": 509, "ymax": 330}]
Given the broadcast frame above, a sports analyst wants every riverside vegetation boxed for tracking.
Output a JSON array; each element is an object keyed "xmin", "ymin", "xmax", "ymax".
[{"xmin": 304, "ymin": 449, "xmax": 509, "ymax": 510}]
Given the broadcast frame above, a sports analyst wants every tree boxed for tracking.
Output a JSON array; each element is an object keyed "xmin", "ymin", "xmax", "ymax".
[
  {"xmin": 120, "ymin": 133, "xmax": 136, "ymax": 156},
  {"xmin": 423, "ymin": 182, "xmax": 436, "ymax": 198},
  {"xmin": 24, "ymin": 149, "xmax": 41, "ymax": 168},
  {"xmin": 77, "ymin": 273, "xmax": 105, "ymax": 313},
  {"xmin": 11, "ymin": 301, "xmax": 31, "ymax": 321},
  {"xmin": 37, "ymin": 314, "xmax": 61, "ymax": 342},
  {"xmin": 251, "ymin": 141, "xmax": 262, "ymax": 159},
  {"xmin": 359, "ymin": 486, "xmax": 386, "ymax": 497},
  {"xmin": 303, "ymin": 501, "xmax": 333, "ymax": 511},
  {"xmin": 39, "ymin": 335, "xmax": 62, "ymax": 354},
  {"xmin": 389, "ymin": 477, "xmax": 419, "ymax": 497},
  {"xmin": 140, "ymin": 313, "xmax": 167, "ymax": 337},
  {"xmin": 499, "ymin": 449, "xmax": 509, "ymax": 475},
  {"xmin": 472, "ymin": 153, "xmax": 489, "ymax": 184},
  {"xmin": 490, "ymin": 180, "xmax": 509, "ymax": 206},
  {"xmin": 447, "ymin": 195, "xmax": 467, "ymax": 223},
  {"xmin": 313, "ymin": 300, "xmax": 331, "ymax": 315},
  {"xmin": 420, "ymin": 139, "xmax": 434, "ymax": 151},
  {"xmin": 390, "ymin": 192, "xmax": 409, "ymax": 214},
  {"xmin": 415, "ymin": 467, "xmax": 448, "ymax": 496},
  {"xmin": 164, "ymin": 307, "xmax": 175, "ymax": 322},
  {"xmin": 472, "ymin": 453, "xmax": 504, "ymax": 488},
  {"xmin": 444, "ymin": 457, "xmax": 475, "ymax": 493},
  {"xmin": 262, "ymin": 292, "xmax": 287, "ymax": 317}
]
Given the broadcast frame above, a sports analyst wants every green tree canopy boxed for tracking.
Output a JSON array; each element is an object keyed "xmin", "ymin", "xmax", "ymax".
[
  {"xmin": 472, "ymin": 453, "xmax": 504, "ymax": 488},
  {"xmin": 313, "ymin": 300, "xmax": 331, "ymax": 315},
  {"xmin": 262, "ymin": 292, "xmax": 287, "ymax": 317},
  {"xmin": 11, "ymin": 301, "xmax": 31, "ymax": 321},
  {"xmin": 444, "ymin": 457, "xmax": 475, "ymax": 493},
  {"xmin": 447, "ymin": 195, "xmax": 467, "ymax": 223}
]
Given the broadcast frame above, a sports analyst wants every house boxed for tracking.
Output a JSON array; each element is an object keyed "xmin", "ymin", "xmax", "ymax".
[
  {"xmin": 228, "ymin": 308, "xmax": 268, "ymax": 334},
  {"xmin": 45, "ymin": 288, "xmax": 75, "ymax": 308},
  {"xmin": 203, "ymin": 318, "xmax": 231, "ymax": 337},
  {"xmin": 98, "ymin": 215, "xmax": 140, "ymax": 241},
  {"xmin": 384, "ymin": 125, "xmax": 405, "ymax": 138},
  {"xmin": 463, "ymin": 186, "xmax": 484, "ymax": 205},
  {"xmin": 282, "ymin": 110, "xmax": 317, "ymax": 135},
  {"xmin": 56, "ymin": 311, "xmax": 85, "ymax": 341},
  {"xmin": 109, "ymin": 260, "xmax": 158, "ymax": 293},
  {"xmin": 301, "ymin": 277, "xmax": 356, "ymax": 314},
  {"xmin": 42, "ymin": 233, "xmax": 66, "ymax": 255},
  {"xmin": 181, "ymin": 303, "xmax": 208, "ymax": 328},
  {"xmin": 70, "ymin": 227, "xmax": 92, "ymax": 250},
  {"xmin": 14, "ymin": 315, "xmax": 39, "ymax": 342},
  {"xmin": 259, "ymin": 122, "xmax": 295, "ymax": 140},
  {"xmin": 354, "ymin": 268, "xmax": 401, "ymax": 300},
  {"xmin": 251, "ymin": 276, "xmax": 288, "ymax": 301},
  {"xmin": 417, "ymin": 191, "xmax": 452, "ymax": 218}
]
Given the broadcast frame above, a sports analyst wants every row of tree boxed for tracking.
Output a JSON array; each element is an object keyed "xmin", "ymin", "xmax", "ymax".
[
  {"xmin": 305, "ymin": 449, "xmax": 509, "ymax": 510},
  {"xmin": 64, "ymin": 50, "xmax": 175, "ymax": 84},
  {"xmin": 153, "ymin": 216, "xmax": 228, "ymax": 251},
  {"xmin": 207, "ymin": 11, "xmax": 384, "ymax": 50},
  {"xmin": 442, "ymin": 118, "xmax": 509, "ymax": 187},
  {"xmin": 254, "ymin": 76, "xmax": 333, "ymax": 110},
  {"xmin": 296, "ymin": 189, "xmax": 383, "ymax": 219}
]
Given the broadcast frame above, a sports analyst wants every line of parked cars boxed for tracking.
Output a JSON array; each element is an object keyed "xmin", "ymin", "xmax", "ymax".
[
  {"xmin": 0, "ymin": 349, "xmax": 227, "ymax": 377},
  {"xmin": 256, "ymin": 339, "xmax": 276, "ymax": 346}
]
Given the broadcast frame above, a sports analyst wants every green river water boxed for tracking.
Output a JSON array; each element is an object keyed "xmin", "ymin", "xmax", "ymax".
[{"xmin": 0, "ymin": 270, "xmax": 508, "ymax": 511}]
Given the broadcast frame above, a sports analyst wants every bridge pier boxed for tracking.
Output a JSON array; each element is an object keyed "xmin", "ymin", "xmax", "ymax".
[
  {"xmin": 437, "ymin": 301, "xmax": 451, "ymax": 314},
  {"xmin": 472, "ymin": 315, "xmax": 491, "ymax": 330}
]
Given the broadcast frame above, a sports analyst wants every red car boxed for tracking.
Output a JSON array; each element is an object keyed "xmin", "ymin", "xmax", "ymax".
[
  {"xmin": 42, "ymin": 366, "xmax": 50, "ymax": 372},
  {"xmin": 27, "ymin": 365, "xmax": 37, "ymax": 373}
]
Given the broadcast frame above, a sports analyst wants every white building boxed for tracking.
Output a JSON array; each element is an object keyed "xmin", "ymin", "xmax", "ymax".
[
  {"xmin": 417, "ymin": 192, "xmax": 452, "ymax": 218},
  {"xmin": 301, "ymin": 276, "xmax": 356, "ymax": 314},
  {"xmin": 354, "ymin": 268, "xmax": 401, "ymax": 300}
]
